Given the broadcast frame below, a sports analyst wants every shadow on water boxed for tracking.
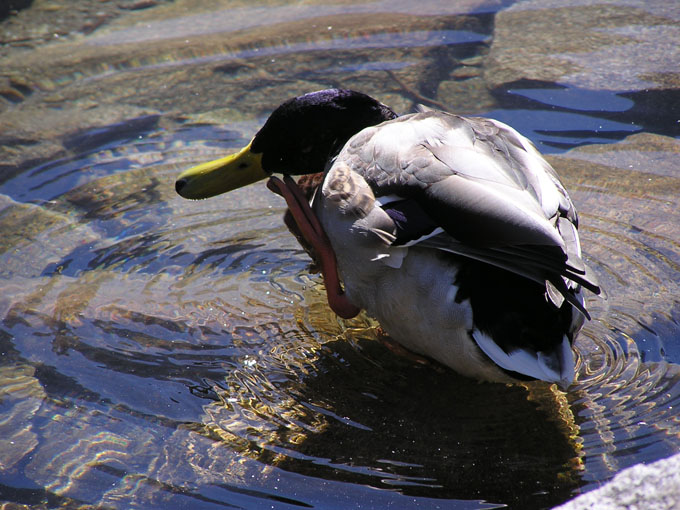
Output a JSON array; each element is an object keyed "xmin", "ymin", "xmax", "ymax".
[
  {"xmin": 1, "ymin": 1, "xmax": 680, "ymax": 509},
  {"xmin": 200, "ymin": 339, "xmax": 585, "ymax": 509},
  {"xmin": 487, "ymin": 80, "xmax": 680, "ymax": 152}
]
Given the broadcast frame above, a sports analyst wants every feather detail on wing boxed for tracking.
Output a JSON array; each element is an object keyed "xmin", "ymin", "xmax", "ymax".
[{"xmin": 335, "ymin": 110, "xmax": 600, "ymax": 313}]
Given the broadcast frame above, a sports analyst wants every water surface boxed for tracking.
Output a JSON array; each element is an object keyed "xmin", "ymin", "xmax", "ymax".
[{"xmin": 1, "ymin": 1, "xmax": 679, "ymax": 509}]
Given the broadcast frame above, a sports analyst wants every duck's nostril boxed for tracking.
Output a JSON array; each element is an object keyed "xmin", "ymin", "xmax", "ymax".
[{"xmin": 175, "ymin": 179, "xmax": 187, "ymax": 195}]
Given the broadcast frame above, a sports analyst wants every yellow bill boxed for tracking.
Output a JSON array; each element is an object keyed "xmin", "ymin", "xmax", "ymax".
[{"xmin": 175, "ymin": 140, "xmax": 266, "ymax": 199}]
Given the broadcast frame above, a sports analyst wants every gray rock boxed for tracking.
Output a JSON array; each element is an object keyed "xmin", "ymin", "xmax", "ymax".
[{"xmin": 555, "ymin": 453, "xmax": 680, "ymax": 510}]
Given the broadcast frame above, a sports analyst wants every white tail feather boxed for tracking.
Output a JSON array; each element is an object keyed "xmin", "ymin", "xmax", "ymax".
[{"xmin": 472, "ymin": 330, "xmax": 574, "ymax": 388}]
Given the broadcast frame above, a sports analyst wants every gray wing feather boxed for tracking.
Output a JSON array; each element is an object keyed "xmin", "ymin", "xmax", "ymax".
[{"xmin": 336, "ymin": 110, "xmax": 600, "ymax": 306}]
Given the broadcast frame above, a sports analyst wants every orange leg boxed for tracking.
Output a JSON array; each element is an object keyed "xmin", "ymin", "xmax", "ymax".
[{"xmin": 267, "ymin": 176, "xmax": 361, "ymax": 319}]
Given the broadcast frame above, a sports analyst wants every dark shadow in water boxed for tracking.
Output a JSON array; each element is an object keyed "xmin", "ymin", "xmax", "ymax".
[
  {"xmin": 490, "ymin": 80, "xmax": 680, "ymax": 149},
  {"xmin": 275, "ymin": 340, "xmax": 583, "ymax": 509},
  {"xmin": 178, "ymin": 336, "xmax": 585, "ymax": 510},
  {"xmin": 62, "ymin": 115, "xmax": 161, "ymax": 154}
]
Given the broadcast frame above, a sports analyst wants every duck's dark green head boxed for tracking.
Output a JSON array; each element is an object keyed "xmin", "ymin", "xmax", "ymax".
[{"xmin": 175, "ymin": 89, "xmax": 397, "ymax": 199}]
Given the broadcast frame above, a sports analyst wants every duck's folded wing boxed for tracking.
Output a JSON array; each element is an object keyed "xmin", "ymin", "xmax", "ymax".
[
  {"xmin": 351, "ymin": 113, "xmax": 600, "ymax": 309},
  {"xmin": 379, "ymin": 196, "xmax": 596, "ymax": 317}
]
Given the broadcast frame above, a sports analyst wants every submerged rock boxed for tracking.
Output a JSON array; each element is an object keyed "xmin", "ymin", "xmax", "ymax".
[{"xmin": 485, "ymin": 0, "xmax": 680, "ymax": 92}]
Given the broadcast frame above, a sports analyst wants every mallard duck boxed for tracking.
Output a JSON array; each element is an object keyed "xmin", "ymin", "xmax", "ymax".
[{"xmin": 176, "ymin": 89, "xmax": 601, "ymax": 387}]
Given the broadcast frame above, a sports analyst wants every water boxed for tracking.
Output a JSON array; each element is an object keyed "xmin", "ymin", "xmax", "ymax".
[{"xmin": 1, "ymin": 1, "xmax": 679, "ymax": 509}]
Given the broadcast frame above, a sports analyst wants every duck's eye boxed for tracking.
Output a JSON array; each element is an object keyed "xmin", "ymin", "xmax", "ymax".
[{"xmin": 237, "ymin": 162, "xmax": 249, "ymax": 169}]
